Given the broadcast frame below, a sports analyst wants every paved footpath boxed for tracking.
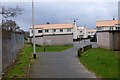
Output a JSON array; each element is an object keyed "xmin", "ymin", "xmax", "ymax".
[{"xmin": 29, "ymin": 45, "xmax": 96, "ymax": 78}]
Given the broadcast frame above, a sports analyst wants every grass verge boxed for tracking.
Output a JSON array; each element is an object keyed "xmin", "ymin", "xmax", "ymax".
[
  {"xmin": 79, "ymin": 48, "xmax": 118, "ymax": 79},
  {"xmin": 36, "ymin": 45, "xmax": 73, "ymax": 52},
  {"xmin": 5, "ymin": 44, "xmax": 33, "ymax": 78},
  {"xmin": 4, "ymin": 44, "xmax": 73, "ymax": 78}
]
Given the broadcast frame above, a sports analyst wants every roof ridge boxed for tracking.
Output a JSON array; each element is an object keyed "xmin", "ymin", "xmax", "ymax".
[
  {"xmin": 35, "ymin": 23, "xmax": 73, "ymax": 26},
  {"xmin": 97, "ymin": 20, "xmax": 120, "ymax": 22}
]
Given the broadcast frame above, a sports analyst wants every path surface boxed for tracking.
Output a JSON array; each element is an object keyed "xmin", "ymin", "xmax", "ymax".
[
  {"xmin": 29, "ymin": 41, "xmax": 97, "ymax": 78},
  {"xmin": 73, "ymin": 39, "xmax": 97, "ymax": 49}
]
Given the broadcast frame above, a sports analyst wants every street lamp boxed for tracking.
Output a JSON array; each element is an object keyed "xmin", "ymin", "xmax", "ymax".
[{"xmin": 32, "ymin": 0, "xmax": 36, "ymax": 59}]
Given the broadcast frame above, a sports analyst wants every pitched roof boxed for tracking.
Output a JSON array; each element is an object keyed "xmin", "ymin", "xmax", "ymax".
[
  {"xmin": 96, "ymin": 20, "xmax": 120, "ymax": 27},
  {"xmin": 30, "ymin": 23, "xmax": 73, "ymax": 29}
]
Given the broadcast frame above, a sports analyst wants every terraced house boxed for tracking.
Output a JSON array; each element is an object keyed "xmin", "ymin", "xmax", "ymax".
[
  {"xmin": 77, "ymin": 26, "xmax": 97, "ymax": 39},
  {"xmin": 30, "ymin": 23, "xmax": 74, "ymax": 45},
  {"xmin": 96, "ymin": 20, "xmax": 120, "ymax": 51}
]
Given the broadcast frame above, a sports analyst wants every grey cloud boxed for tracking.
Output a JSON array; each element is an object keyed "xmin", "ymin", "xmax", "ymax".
[{"xmin": 2, "ymin": 2, "xmax": 118, "ymax": 31}]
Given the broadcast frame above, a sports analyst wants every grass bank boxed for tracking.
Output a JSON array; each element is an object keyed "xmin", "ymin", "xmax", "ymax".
[
  {"xmin": 5, "ymin": 44, "xmax": 73, "ymax": 78},
  {"xmin": 79, "ymin": 48, "xmax": 118, "ymax": 79}
]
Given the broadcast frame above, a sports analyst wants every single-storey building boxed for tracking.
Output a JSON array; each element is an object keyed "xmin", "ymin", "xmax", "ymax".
[
  {"xmin": 96, "ymin": 20, "xmax": 120, "ymax": 51},
  {"xmin": 30, "ymin": 23, "xmax": 74, "ymax": 45}
]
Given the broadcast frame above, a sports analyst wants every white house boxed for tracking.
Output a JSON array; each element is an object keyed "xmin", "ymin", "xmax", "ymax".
[{"xmin": 75, "ymin": 26, "xmax": 97, "ymax": 39}]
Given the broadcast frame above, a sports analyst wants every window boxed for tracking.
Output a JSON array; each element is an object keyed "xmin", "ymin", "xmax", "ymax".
[
  {"xmin": 67, "ymin": 28, "xmax": 71, "ymax": 32},
  {"xmin": 116, "ymin": 27, "xmax": 118, "ymax": 30},
  {"xmin": 118, "ymin": 27, "xmax": 120, "ymax": 30},
  {"xmin": 45, "ymin": 29, "xmax": 49, "ymax": 32},
  {"xmin": 31, "ymin": 30, "xmax": 33, "ymax": 33},
  {"xmin": 38, "ymin": 30, "xmax": 42, "ymax": 33},
  {"xmin": 80, "ymin": 31, "xmax": 82, "ymax": 33},
  {"xmin": 98, "ymin": 27, "xmax": 103, "ymax": 30},
  {"xmin": 116, "ymin": 27, "xmax": 120, "ymax": 30},
  {"xmin": 60, "ymin": 29, "xmax": 63, "ymax": 32},
  {"xmin": 52, "ymin": 29, "xmax": 56, "ymax": 32},
  {"xmin": 110, "ymin": 27, "xmax": 113, "ymax": 30}
]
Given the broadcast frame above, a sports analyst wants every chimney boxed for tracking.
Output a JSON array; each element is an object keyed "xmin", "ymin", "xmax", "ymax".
[{"xmin": 113, "ymin": 16, "xmax": 115, "ymax": 20}]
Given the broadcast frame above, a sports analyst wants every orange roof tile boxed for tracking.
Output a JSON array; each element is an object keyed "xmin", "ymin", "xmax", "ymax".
[
  {"xmin": 96, "ymin": 20, "xmax": 120, "ymax": 27},
  {"xmin": 30, "ymin": 23, "xmax": 73, "ymax": 29}
]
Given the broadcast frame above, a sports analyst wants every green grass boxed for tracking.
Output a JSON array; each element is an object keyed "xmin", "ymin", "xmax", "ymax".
[
  {"xmin": 79, "ymin": 48, "xmax": 119, "ymax": 79},
  {"xmin": 5, "ymin": 44, "xmax": 33, "ymax": 78},
  {"xmin": 5, "ymin": 44, "xmax": 73, "ymax": 78},
  {"xmin": 36, "ymin": 45, "xmax": 73, "ymax": 52}
]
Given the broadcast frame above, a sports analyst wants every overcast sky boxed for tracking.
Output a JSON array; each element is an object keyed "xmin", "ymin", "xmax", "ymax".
[{"xmin": 2, "ymin": 0, "xmax": 119, "ymax": 31}]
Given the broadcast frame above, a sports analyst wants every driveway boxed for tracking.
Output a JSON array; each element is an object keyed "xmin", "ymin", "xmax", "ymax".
[{"xmin": 29, "ymin": 42, "xmax": 97, "ymax": 78}]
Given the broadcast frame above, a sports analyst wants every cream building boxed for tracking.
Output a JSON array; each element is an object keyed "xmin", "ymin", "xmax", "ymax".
[
  {"xmin": 30, "ymin": 23, "xmax": 74, "ymax": 45},
  {"xmin": 96, "ymin": 20, "xmax": 120, "ymax": 31},
  {"xmin": 76, "ymin": 26, "xmax": 97, "ymax": 39}
]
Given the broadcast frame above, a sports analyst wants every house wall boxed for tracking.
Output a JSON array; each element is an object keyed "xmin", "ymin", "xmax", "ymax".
[
  {"xmin": 31, "ymin": 37, "xmax": 44, "ymax": 45},
  {"xmin": 73, "ymin": 22, "xmax": 78, "ymax": 39},
  {"xmin": 97, "ymin": 31, "xmax": 120, "ymax": 51},
  {"xmin": 109, "ymin": 32, "xmax": 114, "ymax": 50},
  {"xmin": 30, "ymin": 28, "xmax": 73, "ymax": 37},
  {"xmin": 97, "ymin": 32, "xmax": 110, "ymax": 49},
  {"xmin": 113, "ymin": 31, "xmax": 120, "ymax": 50},
  {"xmin": 97, "ymin": 26, "xmax": 120, "ymax": 31},
  {"xmin": 31, "ymin": 34, "xmax": 73, "ymax": 46},
  {"xmin": 43, "ymin": 35, "xmax": 73, "ymax": 45},
  {"xmin": 77, "ymin": 27, "xmax": 96, "ymax": 39}
]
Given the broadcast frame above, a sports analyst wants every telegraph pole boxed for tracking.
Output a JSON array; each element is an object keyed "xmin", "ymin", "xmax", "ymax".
[{"xmin": 32, "ymin": 0, "xmax": 36, "ymax": 59}]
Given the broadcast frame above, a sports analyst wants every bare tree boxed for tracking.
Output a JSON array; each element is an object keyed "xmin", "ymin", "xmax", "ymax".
[
  {"xmin": 2, "ymin": 20, "xmax": 20, "ymax": 31},
  {"xmin": 1, "ymin": 6, "xmax": 23, "ymax": 18},
  {"xmin": 1, "ymin": 6, "xmax": 24, "ymax": 32}
]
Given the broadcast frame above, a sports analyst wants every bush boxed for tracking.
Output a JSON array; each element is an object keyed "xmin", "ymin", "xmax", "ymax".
[
  {"xmin": 77, "ymin": 48, "xmax": 83, "ymax": 57},
  {"xmin": 83, "ymin": 45, "xmax": 92, "ymax": 52}
]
